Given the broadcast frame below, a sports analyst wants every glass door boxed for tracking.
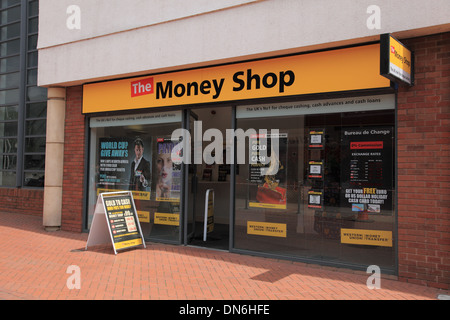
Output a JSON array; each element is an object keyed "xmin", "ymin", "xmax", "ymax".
[
  {"xmin": 183, "ymin": 110, "xmax": 198, "ymax": 244},
  {"xmin": 183, "ymin": 106, "xmax": 232, "ymax": 250}
]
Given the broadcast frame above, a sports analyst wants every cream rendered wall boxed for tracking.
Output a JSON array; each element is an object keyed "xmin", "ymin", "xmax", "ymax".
[{"xmin": 38, "ymin": 0, "xmax": 450, "ymax": 86}]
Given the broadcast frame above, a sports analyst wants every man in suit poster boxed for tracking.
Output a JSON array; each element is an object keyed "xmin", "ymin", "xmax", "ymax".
[{"xmin": 129, "ymin": 138, "xmax": 151, "ymax": 191}]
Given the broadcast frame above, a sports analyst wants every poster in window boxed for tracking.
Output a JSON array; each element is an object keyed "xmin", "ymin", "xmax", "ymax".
[
  {"xmin": 308, "ymin": 189, "xmax": 323, "ymax": 209},
  {"xmin": 308, "ymin": 129, "xmax": 325, "ymax": 149},
  {"xmin": 340, "ymin": 126, "xmax": 394, "ymax": 215},
  {"xmin": 129, "ymin": 137, "xmax": 151, "ymax": 193},
  {"xmin": 97, "ymin": 137, "xmax": 152, "ymax": 200},
  {"xmin": 308, "ymin": 160, "xmax": 324, "ymax": 179},
  {"xmin": 248, "ymin": 133, "xmax": 288, "ymax": 210},
  {"xmin": 154, "ymin": 137, "xmax": 181, "ymax": 202}
]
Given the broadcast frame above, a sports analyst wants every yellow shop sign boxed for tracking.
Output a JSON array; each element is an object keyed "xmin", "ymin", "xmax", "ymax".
[{"xmin": 83, "ymin": 44, "xmax": 390, "ymax": 113}]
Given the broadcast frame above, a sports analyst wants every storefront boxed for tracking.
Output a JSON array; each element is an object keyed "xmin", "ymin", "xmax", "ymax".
[{"xmin": 82, "ymin": 42, "xmax": 399, "ymax": 273}]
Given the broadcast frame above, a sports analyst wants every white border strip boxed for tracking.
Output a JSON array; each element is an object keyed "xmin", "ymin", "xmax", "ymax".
[
  {"xmin": 237, "ymin": 94, "xmax": 395, "ymax": 119},
  {"xmin": 90, "ymin": 110, "xmax": 182, "ymax": 128}
]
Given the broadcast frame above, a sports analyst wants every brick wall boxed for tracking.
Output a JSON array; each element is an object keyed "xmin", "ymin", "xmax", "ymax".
[
  {"xmin": 61, "ymin": 86, "xmax": 85, "ymax": 232},
  {"xmin": 0, "ymin": 188, "xmax": 43, "ymax": 216},
  {"xmin": 397, "ymin": 32, "xmax": 450, "ymax": 290}
]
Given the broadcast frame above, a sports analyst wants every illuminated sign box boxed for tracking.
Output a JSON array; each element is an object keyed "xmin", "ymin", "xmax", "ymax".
[
  {"xmin": 380, "ymin": 33, "xmax": 414, "ymax": 86},
  {"xmin": 83, "ymin": 44, "xmax": 391, "ymax": 114}
]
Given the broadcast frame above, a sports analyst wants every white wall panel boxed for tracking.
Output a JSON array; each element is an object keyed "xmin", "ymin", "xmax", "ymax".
[{"xmin": 38, "ymin": 0, "xmax": 450, "ymax": 86}]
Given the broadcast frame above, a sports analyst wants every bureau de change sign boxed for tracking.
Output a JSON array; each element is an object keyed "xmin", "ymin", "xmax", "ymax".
[{"xmin": 86, "ymin": 191, "xmax": 146, "ymax": 254}]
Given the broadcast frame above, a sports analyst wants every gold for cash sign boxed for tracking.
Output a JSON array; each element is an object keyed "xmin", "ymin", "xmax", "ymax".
[{"xmin": 86, "ymin": 191, "xmax": 146, "ymax": 254}]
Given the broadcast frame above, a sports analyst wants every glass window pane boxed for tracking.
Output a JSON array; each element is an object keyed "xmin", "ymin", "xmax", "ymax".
[
  {"xmin": 0, "ymin": 88, "xmax": 19, "ymax": 104},
  {"xmin": 24, "ymin": 154, "xmax": 45, "ymax": 170},
  {"xmin": 0, "ymin": 0, "xmax": 20, "ymax": 9},
  {"xmin": 0, "ymin": 105, "xmax": 18, "ymax": 120},
  {"xmin": 0, "ymin": 170, "xmax": 16, "ymax": 186},
  {"xmin": 87, "ymin": 114, "xmax": 183, "ymax": 242},
  {"xmin": 28, "ymin": 0, "xmax": 38, "ymax": 17},
  {"xmin": 0, "ymin": 38, "xmax": 20, "ymax": 56},
  {"xmin": 0, "ymin": 22, "xmax": 20, "ymax": 41},
  {"xmin": 1, "ymin": 154, "xmax": 16, "ymax": 169},
  {"xmin": 0, "ymin": 72, "xmax": 20, "ymax": 89},
  {"xmin": 27, "ymin": 34, "xmax": 37, "ymax": 50},
  {"xmin": 0, "ymin": 55, "xmax": 20, "ymax": 72},
  {"xmin": 26, "ymin": 102, "xmax": 46, "ymax": 118},
  {"xmin": 26, "ymin": 86, "xmax": 47, "ymax": 101},
  {"xmin": 28, "ymin": 16, "xmax": 38, "ymax": 33},
  {"xmin": 25, "ymin": 119, "xmax": 46, "ymax": 135},
  {"xmin": 0, "ymin": 121, "xmax": 17, "ymax": 136},
  {"xmin": 234, "ymin": 101, "xmax": 396, "ymax": 271},
  {"xmin": 0, "ymin": 5, "xmax": 21, "ymax": 24},
  {"xmin": 0, "ymin": 137, "xmax": 16, "ymax": 152},
  {"xmin": 27, "ymin": 68, "xmax": 37, "ymax": 85},
  {"xmin": 27, "ymin": 50, "xmax": 37, "ymax": 67},
  {"xmin": 25, "ymin": 137, "xmax": 45, "ymax": 153},
  {"xmin": 23, "ymin": 171, "xmax": 44, "ymax": 187}
]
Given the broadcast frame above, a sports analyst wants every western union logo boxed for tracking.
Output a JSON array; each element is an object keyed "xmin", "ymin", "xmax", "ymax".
[
  {"xmin": 154, "ymin": 212, "xmax": 180, "ymax": 226},
  {"xmin": 247, "ymin": 221, "xmax": 287, "ymax": 238},
  {"xmin": 341, "ymin": 228, "xmax": 392, "ymax": 247}
]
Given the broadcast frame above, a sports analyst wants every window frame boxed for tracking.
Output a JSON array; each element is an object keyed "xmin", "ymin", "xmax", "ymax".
[{"xmin": 0, "ymin": 0, "xmax": 46, "ymax": 188}]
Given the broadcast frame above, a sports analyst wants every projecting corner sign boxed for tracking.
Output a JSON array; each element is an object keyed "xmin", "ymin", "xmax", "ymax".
[{"xmin": 380, "ymin": 33, "xmax": 414, "ymax": 86}]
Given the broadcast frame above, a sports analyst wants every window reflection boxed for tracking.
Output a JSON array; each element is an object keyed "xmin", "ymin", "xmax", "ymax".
[
  {"xmin": 88, "ymin": 113, "xmax": 182, "ymax": 243},
  {"xmin": 235, "ymin": 102, "xmax": 396, "ymax": 271}
]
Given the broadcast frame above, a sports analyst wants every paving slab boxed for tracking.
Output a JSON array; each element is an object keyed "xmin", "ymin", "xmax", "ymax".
[{"xmin": 0, "ymin": 212, "xmax": 447, "ymax": 302}]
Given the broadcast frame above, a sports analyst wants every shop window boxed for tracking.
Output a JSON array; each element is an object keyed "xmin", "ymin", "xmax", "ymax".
[
  {"xmin": 234, "ymin": 94, "xmax": 396, "ymax": 272},
  {"xmin": 87, "ymin": 111, "xmax": 183, "ymax": 243}
]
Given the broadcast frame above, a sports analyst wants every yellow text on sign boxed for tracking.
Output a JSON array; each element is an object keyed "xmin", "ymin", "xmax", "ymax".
[
  {"xmin": 97, "ymin": 188, "xmax": 150, "ymax": 200},
  {"xmin": 247, "ymin": 221, "xmax": 287, "ymax": 238},
  {"xmin": 249, "ymin": 202, "xmax": 286, "ymax": 210},
  {"xmin": 83, "ymin": 44, "xmax": 390, "ymax": 113},
  {"xmin": 137, "ymin": 211, "xmax": 150, "ymax": 223},
  {"xmin": 114, "ymin": 238, "xmax": 143, "ymax": 250},
  {"xmin": 206, "ymin": 195, "xmax": 214, "ymax": 233},
  {"xmin": 340, "ymin": 228, "xmax": 392, "ymax": 247},
  {"xmin": 154, "ymin": 212, "xmax": 180, "ymax": 226},
  {"xmin": 389, "ymin": 36, "xmax": 412, "ymax": 75}
]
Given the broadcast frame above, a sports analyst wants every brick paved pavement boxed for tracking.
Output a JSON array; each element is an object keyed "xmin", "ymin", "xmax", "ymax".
[{"xmin": 0, "ymin": 211, "xmax": 447, "ymax": 301}]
